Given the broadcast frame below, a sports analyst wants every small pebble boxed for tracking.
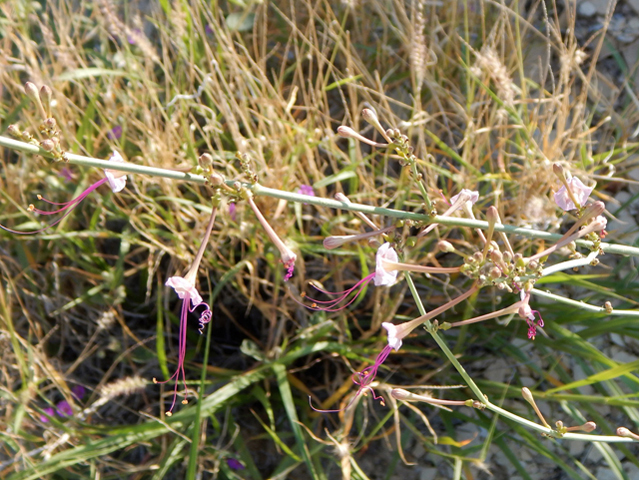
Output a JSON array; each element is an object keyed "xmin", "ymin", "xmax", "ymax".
[{"xmin": 578, "ymin": 1, "xmax": 597, "ymax": 17}]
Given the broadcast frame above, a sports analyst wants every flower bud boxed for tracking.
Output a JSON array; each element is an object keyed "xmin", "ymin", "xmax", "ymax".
[
  {"xmin": 208, "ymin": 171, "xmax": 225, "ymax": 187},
  {"xmin": 604, "ymin": 301, "xmax": 613, "ymax": 313},
  {"xmin": 581, "ymin": 422, "xmax": 597, "ymax": 433},
  {"xmin": 390, "ymin": 388, "xmax": 412, "ymax": 401},
  {"xmin": 7, "ymin": 124, "xmax": 21, "ymax": 137},
  {"xmin": 437, "ymin": 240, "xmax": 455, "ymax": 253},
  {"xmin": 503, "ymin": 251, "xmax": 512, "ymax": 263},
  {"xmin": 552, "ymin": 162, "xmax": 565, "ymax": 180},
  {"xmin": 41, "ymin": 139, "xmax": 55, "ymax": 151},
  {"xmin": 527, "ymin": 260, "xmax": 538, "ymax": 270},
  {"xmin": 473, "ymin": 251, "xmax": 484, "ymax": 263},
  {"xmin": 489, "ymin": 249, "xmax": 503, "ymax": 263},
  {"xmin": 40, "ymin": 85, "xmax": 53, "ymax": 117},
  {"xmin": 490, "ymin": 267, "xmax": 502, "ymax": 279},
  {"xmin": 44, "ymin": 117, "xmax": 57, "ymax": 130},
  {"xmin": 616, "ymin": 427, "xmax": 640, "ymax": 440},
  {"xmin": 198, "ymin": 153, "xmax": 214, "ymax": 169},
  {"xmin": 334, "ymin": 192, "xmax": 350, "ymax": 203},
  {"xmin": 24, "ymin": 82, "xmax": 39, "ymax": 99},
  {"xmin": 361, "ymin": 108, "xmax": 379, "ymax": 124}
]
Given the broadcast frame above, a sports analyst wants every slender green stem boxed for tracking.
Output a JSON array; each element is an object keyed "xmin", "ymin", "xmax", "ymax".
[
  {"xmin": 1, "ymin": 135, "xmax": 637, "ymax": 256},
  {"xmin": 530, "ymin": 288, "xmax": 638, "ymax": 316},
  {"xmin": 410, "ymin": 160, "xmax": 433, "ymax": 212}
]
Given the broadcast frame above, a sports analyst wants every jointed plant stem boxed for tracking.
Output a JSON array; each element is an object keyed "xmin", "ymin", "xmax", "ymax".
[{"xmin": 0, "ymin": 135, "xmax": 637, "ymax": 257}]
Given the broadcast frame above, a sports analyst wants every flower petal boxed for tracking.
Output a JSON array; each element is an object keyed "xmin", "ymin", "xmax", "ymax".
[
  {"xmin": 166, "ymin": 276, "xmax": 203, "ymax": 306},
  {"xmin": 382, "ymin": 322, "xmax": 403, "ymax": 351},
  {"xmin": 374, "ymin": 243, "xmax": 398, "ymax": 286}
]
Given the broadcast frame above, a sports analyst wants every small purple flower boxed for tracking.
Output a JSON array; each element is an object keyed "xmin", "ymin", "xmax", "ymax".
[
  {"xmin": 108, "ymin": 125, "xmax": 122, "ymax": 140},
  {"xmin": 205, "ymin": 24, "xmax": 214, "ymax": 36},
  {"xmin": 297, "ymin": 185, "xmax": 315, "ymax": 206},
  {"xmin": 56, "ymin": 400, "xmax": 73, "ymax": 417},
  {"xmin": 226, "ymin": 458, "xmax": 245, "ymax": 470},
  {"xmin": 297, "ymin": 184, "xmax": 315, "ymax": 197},
  {"xmin": 127, "ymin": 29, "xmax": 142, "ymax": 45},
  {"xmin": 71, "ymin": 385, "xmax": 86, "ymax": 401},
  {"xmin": 229, "ymin": 202, "xmax": 237, "ymax": 222},
  {"xmin": 40, "ymin": 407, "xmax": 55, "ymax": 423},
  {"xmin": 58, "ymin": 167, "xmax": 74, "ymax": 182}
]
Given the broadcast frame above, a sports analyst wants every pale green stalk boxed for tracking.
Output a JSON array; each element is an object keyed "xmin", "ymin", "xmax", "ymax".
[{"xmin": 0, "ymin": 135, "xmax": 637, "ymax": 256}]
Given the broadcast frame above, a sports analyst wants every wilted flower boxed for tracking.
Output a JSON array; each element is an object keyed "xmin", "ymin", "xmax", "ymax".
[
  {"xmin": 245, "ymin": 191, "xmax": 297, "ymax": 281},
  {"xmin": 554, "ymin": 177, "xmax": 594, "ymax": 211},
  {"xmin": 0, "ymin": 151, "xmax": 127, "ymax": 235}
]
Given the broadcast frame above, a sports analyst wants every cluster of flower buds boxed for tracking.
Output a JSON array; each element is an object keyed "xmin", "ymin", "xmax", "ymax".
[
  {"xmin": 8, "ymin": 82, "xmax": 66, "ymax": 160},
  {"xmin": 236, "ymin": 152, "xmax": 257, "ymax": 184}
]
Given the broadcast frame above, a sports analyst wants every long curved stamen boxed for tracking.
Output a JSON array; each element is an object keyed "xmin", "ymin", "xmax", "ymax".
[
  {"xmin": 310, "ymin": 344, "xmax": 393, "ymax": 413},
  {"xmin": 294, "ymin": 273, "xmax": 375, "ymax": 312},
  {"xmin": 0, "ymin": 178, "xmax": 109, "ymax": 235}
]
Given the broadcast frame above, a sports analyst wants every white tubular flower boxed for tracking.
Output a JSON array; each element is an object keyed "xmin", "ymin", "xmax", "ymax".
[
  {"xmin": 165, "ymin": 276, "xmax": 203, "ymax": 307},
  {"xmin": 374, "ymin": 243, "xmax": 399, "ymax": 286},
  {"xmin": 104, "ymin": 151, "xmax": 127, "ymax": 193},
  {"xmin": 382, "ymin": 322, "xmax": 403, "ymax": 351}
]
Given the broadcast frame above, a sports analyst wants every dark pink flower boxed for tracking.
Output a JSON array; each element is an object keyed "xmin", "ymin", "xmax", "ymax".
[{"xmin": 229, "ymin": 202, "xmax": 237, "ymax": 222}]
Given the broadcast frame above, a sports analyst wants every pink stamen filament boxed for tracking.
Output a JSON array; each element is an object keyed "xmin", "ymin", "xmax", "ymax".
[
  {"xmin": 296, "ymin": 273, "xmax": 375, "ymax": 312},
  {"xmin": 310, "ymin": 344, "xmax": 393, "ymax": 413},
  {"xmin": 0, "ymin": 178, "xmax": 109, "ymax": 235},
  {"xmin": 155, "ymin": 293, "xmax": 212, "ymax": 415}
]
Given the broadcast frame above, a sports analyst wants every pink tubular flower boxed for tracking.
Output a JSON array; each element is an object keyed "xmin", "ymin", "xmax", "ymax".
[
  {"xmin": 0, "ymin": 151, "xmax": 127, "ymax": 235},
  {"xmin": 245, "ymin": 192, "xmax": 297, "ymax": 281},
  {"xmin": 554, "ymin": 177, "xmax": 594, "ymax": 211},
  {"xmin": 154, "ymin": 207, "xmax": 217, "ymax": 416},
  {"xmin": 297, "ymin": 243, "xmax": 398, "ymax": 312},
  {"xmin": 155, "ymin": 276, "xmax": 212, "ymax": 416}
]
